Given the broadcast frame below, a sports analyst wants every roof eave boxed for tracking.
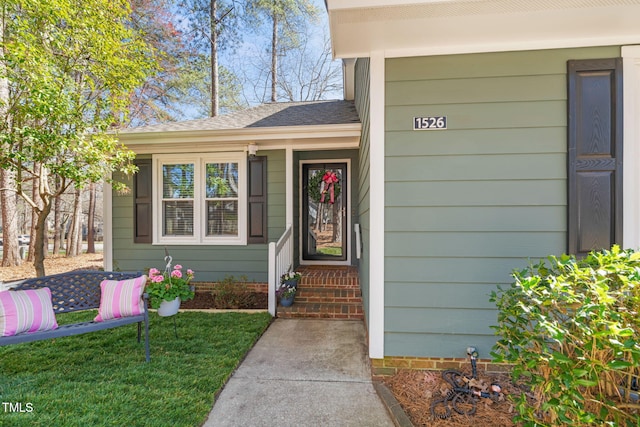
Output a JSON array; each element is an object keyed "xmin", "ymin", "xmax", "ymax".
[
  {"xmin": 117, "ymin": 123, "xmax": 362, "ymax": 154},
  {"xmin": 327, "ymin": 0, "xmax": 640, "ymax": 58}
]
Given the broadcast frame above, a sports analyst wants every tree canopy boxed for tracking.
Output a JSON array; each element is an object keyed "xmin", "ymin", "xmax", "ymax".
[{"xmin": 0, "ymin": 0, "xmax": 158, "ymax": 275}]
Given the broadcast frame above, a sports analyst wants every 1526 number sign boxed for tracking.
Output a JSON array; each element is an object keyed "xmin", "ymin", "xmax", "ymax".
[{"xmin": 413, "ymin": 116, "xmax": 447, "ymax": 130}]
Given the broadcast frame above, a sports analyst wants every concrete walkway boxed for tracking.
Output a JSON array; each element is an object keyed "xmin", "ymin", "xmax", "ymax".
[{"xmin": 203, "ymin": 319, "xmax": 395, "ymax": 427}]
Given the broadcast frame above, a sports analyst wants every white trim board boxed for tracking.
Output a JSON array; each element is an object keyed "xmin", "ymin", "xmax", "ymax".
[
  {"xmin": 623, "ymin": 46, "xmax": 640, "ymax": 250},
  {"xmin": 368, "ymin": 51, "xmax": 386, "ymax": 360}
]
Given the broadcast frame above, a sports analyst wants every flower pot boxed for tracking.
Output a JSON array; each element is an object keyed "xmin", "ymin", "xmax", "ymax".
[
  {"xmin": 279, "ymin": 295, "xmax": 295, "ymax": 307},
  {"xmin": 157, "ymin": 297, "xmax": 180, "ymax": 317},
  {"xmin": 283, "ymin": 279, "xmax": 298, "ymax": 289}
]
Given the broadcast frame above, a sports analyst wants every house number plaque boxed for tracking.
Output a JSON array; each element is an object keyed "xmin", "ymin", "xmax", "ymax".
[{"xmin": 413, "ymin": 116, "xmax": 447, "ymax": 130}]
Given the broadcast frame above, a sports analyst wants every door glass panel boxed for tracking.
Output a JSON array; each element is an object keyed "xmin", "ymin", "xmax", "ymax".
[{"xmin": 304, "ymin": 164, "xmax": 346, "ymax": 260}]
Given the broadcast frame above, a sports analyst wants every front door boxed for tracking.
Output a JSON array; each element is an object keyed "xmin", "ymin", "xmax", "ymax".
[{"xmin": 302, "ymin": 163, "xmax": 348, "ymax": 262}]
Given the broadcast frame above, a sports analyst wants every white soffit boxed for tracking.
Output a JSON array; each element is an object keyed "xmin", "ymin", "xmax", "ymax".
[{"xmin": 327, "ymin": 0, "xmax": 640, "ymax": 58}]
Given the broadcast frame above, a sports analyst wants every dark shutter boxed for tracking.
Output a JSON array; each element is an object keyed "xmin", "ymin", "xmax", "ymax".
[
  {"xmin": 247, "ymin": 156, "xmax": 268, "ymax": 244},
  {"xmin": 133, "ymin": 158, "xmax": 152, "ymax": 243},
  {"xmin": 567, "ymin": 58, "xmax": 623, "ymax": 256}
]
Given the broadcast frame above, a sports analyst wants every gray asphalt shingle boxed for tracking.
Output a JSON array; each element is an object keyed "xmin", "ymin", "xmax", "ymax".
[{"xmin": 120, "ymin": 100, "xmax": 360, "ymax": 134}]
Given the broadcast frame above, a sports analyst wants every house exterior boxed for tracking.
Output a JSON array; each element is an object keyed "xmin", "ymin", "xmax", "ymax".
[
  {"xmin": 324, "ymin": 0, "xmax": 640, "ymax": 372},
  {"xmin": 108, "ymin": 101, "xmax": 361, "ymax": 287},
  {"xmin": 108, "ymin": 0, "xmax": 640, "ymax": 372}
]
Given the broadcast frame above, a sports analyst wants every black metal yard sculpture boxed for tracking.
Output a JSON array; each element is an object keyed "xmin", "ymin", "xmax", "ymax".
[{"xmin": 430, "ymin": 347, "xmax": 504, "ymax": 419}]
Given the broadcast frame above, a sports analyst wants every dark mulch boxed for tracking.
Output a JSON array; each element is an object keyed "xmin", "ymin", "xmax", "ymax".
[{"xmin": 181, "ymin": 291, "xmax": 268, "ymax": 310}]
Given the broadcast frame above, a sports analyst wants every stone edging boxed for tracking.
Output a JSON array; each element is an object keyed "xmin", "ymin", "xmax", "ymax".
[
  {"xmin": 177, "ymin": 308, "xmax": 268, "ymax": 314},
  {"xmin": 373, "ymin": 380, "xmax": 415, "ymax": 427}
]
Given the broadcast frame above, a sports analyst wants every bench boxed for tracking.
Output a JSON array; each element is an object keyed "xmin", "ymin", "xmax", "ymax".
[{"xmin": 0, "ymin": 270, "xmax": 150, "ymax": 362}]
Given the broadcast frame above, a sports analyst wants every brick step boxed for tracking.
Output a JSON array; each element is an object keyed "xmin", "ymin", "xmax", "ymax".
[
  {"xmin": 294, "ymin": 287, "xmax": 361, "ymax": 303},
  {"xmin": 276, "ymin": 302, "xmax": 364, "ymax": 320},
  {"xmin": 299, "ymin": 277, "xmax": 359, "ymax": 288},
  {"xmin": 297, "ymin": 266, "xmax": 359, "ymax": 289}
]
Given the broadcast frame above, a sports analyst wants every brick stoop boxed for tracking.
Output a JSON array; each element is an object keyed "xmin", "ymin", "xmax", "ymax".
[{"xmin": 276, "ymin": 265, "xmax": 363, "ymax": 319}]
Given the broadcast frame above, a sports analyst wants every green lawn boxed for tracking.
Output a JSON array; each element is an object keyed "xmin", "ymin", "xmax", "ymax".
[
  {"xmin": 317, "ymin": 246, "xmax": 342, "ymax": 256},
  {"xmin": 0, "ymin": 310, "xmax": 272, "ymax": 426}
]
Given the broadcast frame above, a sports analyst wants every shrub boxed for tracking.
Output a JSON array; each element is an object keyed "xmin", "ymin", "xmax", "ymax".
[
  {"xmin": 491, "ymin": 245, "xmax": 640, "ymax": 426},
  {"xmin": 212, "ymin": 275, "xmax": 257, "ymax": 309}
]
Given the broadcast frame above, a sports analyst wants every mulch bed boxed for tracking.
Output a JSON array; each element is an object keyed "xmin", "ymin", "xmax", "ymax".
[
  {"xmin": 181, "ymin": 291, "xmax": 268, "ymax": 310},
  {"xmin": 383, "ymin": 369, "xmax": 520, "ymax": 427}
]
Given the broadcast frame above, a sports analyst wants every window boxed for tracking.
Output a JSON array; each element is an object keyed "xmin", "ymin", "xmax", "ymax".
[{"xmin": 153, "ymin": 153, "xmax": 246, "ymax": 245}]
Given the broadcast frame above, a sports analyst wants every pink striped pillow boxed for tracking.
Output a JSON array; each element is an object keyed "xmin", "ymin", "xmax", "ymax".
[
  {"xmin": 0, "ymin": 287, "xmax": 58, "ymax": 337},
  {"xmin": 94, "ymin": 276, "xmax": 147, "ymax": 322}
]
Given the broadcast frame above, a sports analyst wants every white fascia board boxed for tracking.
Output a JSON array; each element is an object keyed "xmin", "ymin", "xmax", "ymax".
[
  {"xmin": 126, "ymin": 137, "xmax": 360, "ymax": 155},
  {"xmin": 118, "ymin": 124, "xmax": 361, "ymax": 154},
  {"xmin": 327, "ymin": 0, "xmax": 443, "ymax": 10},
  {"xmin": 330, "ymin": 3, "xmax": 640, "ymax": 59},
  {"xmin": 382, "ymin": 35, "xmax": 640, "ymax": 59},
  {"xmin": 118, "ymin": 123, "xmax": 360, "ymax": 144}
]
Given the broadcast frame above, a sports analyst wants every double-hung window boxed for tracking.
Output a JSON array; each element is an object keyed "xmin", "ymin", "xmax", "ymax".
[{"xmin": 154, "ymin": 153, "xmax": 246, "ymax": 245}]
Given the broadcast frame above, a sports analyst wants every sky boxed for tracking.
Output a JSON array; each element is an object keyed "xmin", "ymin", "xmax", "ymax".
[{"xmin": 222, "ymin": 0, "xmax": 343, "ymax": 107}]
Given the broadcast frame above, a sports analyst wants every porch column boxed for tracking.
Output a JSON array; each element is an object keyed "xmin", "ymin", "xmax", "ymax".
[
  {"xmin": 286, "ymin": 146, "xmax": 294, "ymax": 268},
  {"xmin": 369, "ymin": 51, "xmax": 385, "ymax": 359},
  {"xmin": 103, "ymin": 182, "xmax": 113, "ymax": 271}
]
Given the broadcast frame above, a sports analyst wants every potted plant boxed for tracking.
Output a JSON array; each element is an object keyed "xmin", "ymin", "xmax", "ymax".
[
  {"xmin": 146, "ymin": 262, "xmax": 195, "ymax": 316},
  {"xmin": 276, "ymin": 283, "xmax": 296, "ymax": 307},
  {"xmin": 280, "ymin": 270, "xmax": 302, "ymax": 288}
]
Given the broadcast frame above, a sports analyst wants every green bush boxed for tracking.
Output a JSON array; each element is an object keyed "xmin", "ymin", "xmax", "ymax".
[
  {"xmin": 491, "ymin": 246, "xmax": 640, "ymax": 426},
  {"xmin": 212, "ymin": 275, "xmax": 257, "ymax": 309}
]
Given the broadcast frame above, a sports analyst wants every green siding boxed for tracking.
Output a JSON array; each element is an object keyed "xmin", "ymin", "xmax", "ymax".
[
  {"xmin": 383, "ymin": 46, "xmax": 621, "ymax": 359},
  {"xmin": 355, "ymin": 58, "xmax": 372, "ymax": 328},
  {"xmin": 112, "ymin": 150, "xmax": 286, "ymax": 282}
]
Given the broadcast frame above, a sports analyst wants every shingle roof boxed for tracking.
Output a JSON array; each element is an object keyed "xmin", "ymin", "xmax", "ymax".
[{"xmin": 121, "ymin": 100, "xmax": 360, "ymax": 134}]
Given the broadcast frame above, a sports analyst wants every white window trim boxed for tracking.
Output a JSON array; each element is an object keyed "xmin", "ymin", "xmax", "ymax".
[{"xmin": 152, "ymin": 152, "xmax": 247, "ymax": 245}]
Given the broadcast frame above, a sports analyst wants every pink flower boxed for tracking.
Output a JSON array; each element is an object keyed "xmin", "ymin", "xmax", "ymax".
[
  {"xmin": 187, "ymin": 269, "xmax": 194, "ymax": 276},
  {"xmin": 152, "ymin": 275, "xmax": 164, "ymax": 283},
  {"xmin": 174, "ymin": 264, "xmax": 183, "ymax": 270},
  {"xmin": 171, "ymin": 270, "xmax": 182, "ymax": 279},
  {"xmin": 149, "ymin": 268, "xmax": 160, "ymax": 276}
]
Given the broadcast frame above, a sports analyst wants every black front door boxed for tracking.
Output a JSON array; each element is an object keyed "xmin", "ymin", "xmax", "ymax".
[{"xmin": 302, "ymin": 163, "xmax": 347, "ymax": 262}]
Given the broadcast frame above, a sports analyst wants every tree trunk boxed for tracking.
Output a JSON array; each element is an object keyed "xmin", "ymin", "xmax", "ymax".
[
  {"xmin": 33, "ymin": 201, "xmax": 52, "ymax": 277},
  {"xmin": 31, "ymin": 166, "xmax": 53, "ymax": 277},
  {"xmin": 271, "ymin": 11, "xmax": 278, "ymax": 102},
  {"xmin": 86, "ymin": 182, "xmax": 96, "ymax": 253},
  {"xmin": 66, "ymin": 187, "xmax": 82, "ymax": 257},
  {"xmin": 53, "ymin": 190, "xmax": 62, "ymax": 255},
  {"xmin": 211, "ymin": 0, "xmax": 219, "ymax": 117},
  {"xmin": 27, "ymin": 164, "xmax": 40, "ymax": 262},
  {"xmin": 1, "ymin": 169, "xmax": 21, "ymax": 266}
]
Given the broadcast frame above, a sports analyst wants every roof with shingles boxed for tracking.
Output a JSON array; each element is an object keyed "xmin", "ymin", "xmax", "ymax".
[{"xmin": 120, "ymin": 100, "xmax": 360, "ymax": 134}]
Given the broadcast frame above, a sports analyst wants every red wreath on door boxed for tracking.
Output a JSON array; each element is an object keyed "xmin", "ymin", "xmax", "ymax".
[{"xmin": 320, "ymin": 171, "xmax": 339, "ymax": 204}]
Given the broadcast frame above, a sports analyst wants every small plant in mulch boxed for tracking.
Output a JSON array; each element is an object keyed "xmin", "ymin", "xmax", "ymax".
[{"xmin": 211, "ymin": 275, "xmax": 257, "ymax": 309}]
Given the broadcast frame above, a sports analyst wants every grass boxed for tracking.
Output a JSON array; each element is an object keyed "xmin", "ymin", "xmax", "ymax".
[
  {"xmin": 0, "ymin": 310, "xmax": 272, "ymax": 426},
  {"xmin": 317, "ymin": 246, "xmax": 342, "ymax": 256}
]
